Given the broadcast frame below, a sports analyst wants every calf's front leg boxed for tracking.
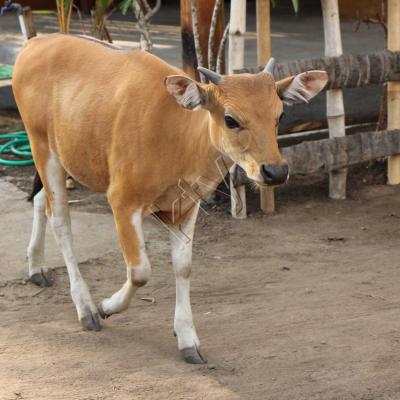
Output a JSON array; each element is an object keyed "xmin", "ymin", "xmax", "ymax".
[
  {"xmin": 168, "ymin": 203, "xmax": 207, "ymax": 364},
  {"xmin": 98, "ymin": 199, "xmax": 151, "ymax": 318}
]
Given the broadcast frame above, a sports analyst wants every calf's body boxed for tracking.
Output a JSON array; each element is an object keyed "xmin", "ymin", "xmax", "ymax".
[
  {"xmin": 12, "ymin": 34, "xmax": 328, "ymax": 364},
  {"xmin": 14, "ymin": 34, "xmax": 221, "ymax": 213}
]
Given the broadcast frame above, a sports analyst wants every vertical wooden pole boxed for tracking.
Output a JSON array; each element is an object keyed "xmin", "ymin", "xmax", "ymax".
[
  {"xmin": 321, "ymin": 0, "xmax": 346, "ymax": 199},
  {"xmin": 229, "ymin": 0, "xmax": 247, "ymax": 219},
  {"xmin": 181, "ymin": 0, "xmax": 225, "ymax": 80},
  {"xmin": 228, "ymin": 0, "xmax": 246, "ymax": 74},
  {"xmin": 387, "ymin": 0, "xmax": 400, "ymax": 184},
  {"xmin": 256, "ymin": 0, "xmax": 271, "ymax": 65},
  {"xmin": 256, "ymin": 0, "xmax": 275, "ymax": 213},
  {"xmin": 22, "ymin": 7, "xmax": 36, "ymax": 39},
  {"xmin": 17, "ymin": 13, "xmax": 28, "ymax": 41}
]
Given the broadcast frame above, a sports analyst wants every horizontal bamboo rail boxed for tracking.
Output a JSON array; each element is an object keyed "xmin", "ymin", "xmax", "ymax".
[
  {"xmin": 231, "ymin": 129, "xmax": 400, "ymax": 187},
  {"xmin": 235, "ymin": 49, "xmax": 400, "ymax": 90}
]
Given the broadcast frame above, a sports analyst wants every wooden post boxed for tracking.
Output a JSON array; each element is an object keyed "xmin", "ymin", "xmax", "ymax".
[
  {"xmin": 256, "ymin": 0, "xmax": 271, "ymax": 65},
  {"xmin": 256, "ymin": 0, "xmax": 275, "ymax": 213},
  {"xmin": 387, "ymin": 0, "xmax": 400, "ymax": 184},
  {"xmin": 22, "ymin": 7, "xmax": 36, "ymax": 39},
  {"xmin": 229, "ymin": 0, "xmax": 247, "ymax": 219},
  {"xmin": 321, "ymin": 0, "xmax": 347, "ymax": 199},
  {"xmin": 228, "ymin": 0, "xmax": 246, "ymax": 75},
  {"xmin": 180, "ymin": 0, "xmax": 225, "ymax": 79}
]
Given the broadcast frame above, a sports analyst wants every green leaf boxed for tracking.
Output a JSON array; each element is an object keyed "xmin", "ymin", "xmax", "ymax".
[
  {"xmin": 291, "ymin": 0, "xmax": 299, "ymax": 13},
  {"xmin": 270, "ymin": 0, "xmax": 278, "ymax": 8},
  {"xmin": 119, "ymin": 0, "xmax": 132, "ymax": 15}
]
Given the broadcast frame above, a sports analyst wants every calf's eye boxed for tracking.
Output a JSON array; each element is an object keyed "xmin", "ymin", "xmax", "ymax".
[{"xmin": 224, "ymin": 115, "xmax": 240, "ymax": 129}]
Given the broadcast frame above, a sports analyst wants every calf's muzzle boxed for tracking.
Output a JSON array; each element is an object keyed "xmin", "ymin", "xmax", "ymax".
[{"xmin": 260, "ymin": 163, "xmax": 289, "ymax": 185}]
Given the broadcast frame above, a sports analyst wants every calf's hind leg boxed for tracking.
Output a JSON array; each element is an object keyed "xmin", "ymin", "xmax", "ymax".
[
  {"xmin": 28, "ymin": 187, "xmax": 52, "ymax": 286},
  {"xmin": 36, "ymin": 151, "xmax": 101, "ymax": 331}
]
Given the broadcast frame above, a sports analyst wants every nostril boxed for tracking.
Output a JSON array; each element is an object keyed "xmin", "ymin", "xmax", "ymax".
[
  {"xmin": 260, "ymin": 164, "xmax": 289, "ymax": 185},
  {"xmin": 260, "ymin": 164, "xmax": 275, "ymax": 184},
  {"xmin": 261, "ymin": 165, "xmax": 272, "ymax": 178}
]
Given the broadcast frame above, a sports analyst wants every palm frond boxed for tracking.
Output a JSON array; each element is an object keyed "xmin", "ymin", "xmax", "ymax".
[{"xmin": 55, "ymin": 0, "xmax": 74, "ymax": 33}]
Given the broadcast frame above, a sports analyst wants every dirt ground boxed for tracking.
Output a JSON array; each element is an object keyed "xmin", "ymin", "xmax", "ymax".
[{"xmin": 2, "ymin": 115, "xmax": 400, "ymax": 400}]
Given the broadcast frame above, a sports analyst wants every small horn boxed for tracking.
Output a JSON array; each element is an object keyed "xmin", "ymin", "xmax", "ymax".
[
  {"xmin": 263, "ymin": 57, "xmax": 276, "ymax": 74},
  {"xmin": 197, "ymin": 67, "xmax": 222, "ymax": 84}
]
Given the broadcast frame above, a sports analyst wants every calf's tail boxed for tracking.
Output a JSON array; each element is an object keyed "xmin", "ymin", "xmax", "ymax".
[{"xmin": 27, "ymin": 170, "xmax": 43, "ymax": 202}]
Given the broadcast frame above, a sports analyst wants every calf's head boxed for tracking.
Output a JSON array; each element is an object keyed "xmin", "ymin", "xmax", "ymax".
[{"xmin": 165, "ymin": 60, "xmax": 328, "ymax": 186}]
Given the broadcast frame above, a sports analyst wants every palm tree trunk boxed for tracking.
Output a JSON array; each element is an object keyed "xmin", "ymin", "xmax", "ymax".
[{"xmin": 181, "ymin": 0, "xmax": 225, "ymax": 80}]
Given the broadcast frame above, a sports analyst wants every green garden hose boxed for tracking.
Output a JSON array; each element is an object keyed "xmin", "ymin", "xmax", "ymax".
[{"xmin": 0, "ymin": 131, "xmax": 33, "ymax": 166}]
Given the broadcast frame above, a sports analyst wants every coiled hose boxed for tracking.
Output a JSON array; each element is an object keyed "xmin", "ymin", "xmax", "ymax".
[{"xmin": 0, "ymin": 131, "xmax": 33, "ymax": 166}]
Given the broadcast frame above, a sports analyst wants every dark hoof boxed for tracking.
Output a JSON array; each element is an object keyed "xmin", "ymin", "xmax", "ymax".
[
  {"xmin": 29, "ymin": 269, "xmax": 53, "ymax": 287},
  {"xmin": 97, "ymin": 302, "xmax": 110, "ymax": 320},
  {"xmin": 181, "ymin": 346, "xmax": 208, "ymax": 364},
  {"xmin": 80, "ymin": 311, "xmax": 102, "ymax": 332}
]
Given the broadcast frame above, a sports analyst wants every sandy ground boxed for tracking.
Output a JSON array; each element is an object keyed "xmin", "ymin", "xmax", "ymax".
[{"xmin": 1, "ymin": 152, "xmax": 400, "ymax": 400}]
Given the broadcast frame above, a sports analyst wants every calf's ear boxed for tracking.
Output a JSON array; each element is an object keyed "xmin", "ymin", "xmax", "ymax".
[
  {"xmin": 276, "ymin": 70, "xmax": 328, "ymax": 106},
  {"xmin": 165, "ymin": 75, "xmax": 208, "ymax": 111}
]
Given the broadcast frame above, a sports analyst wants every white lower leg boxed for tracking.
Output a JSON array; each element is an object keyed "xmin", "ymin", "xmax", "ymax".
[
  {"xmin": 99, "ymin": 209, "xmax": 151, "ymax": 316},
  {"xmin": 51, "ymin": 215, "xmax": 97, "ymax": 320},
  {"xmin": 99, "ymin": 258, "xmax": 150, "ymax": 316},
  {"xmin": 170, "ymin": 203, "xmax": 200, "ymax": 350},
  {"xmin": 175, "ymin": 276, "xmax": 200, "ymax": 350},
  {"xmin": 27, "ymin": 188, "xmax": 47, "ymax": 277}
]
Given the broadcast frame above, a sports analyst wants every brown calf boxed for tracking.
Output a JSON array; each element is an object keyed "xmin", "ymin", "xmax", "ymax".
[{"xmin": 12, "ymin": 34, "xmax": 327, "ymax": 363}]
